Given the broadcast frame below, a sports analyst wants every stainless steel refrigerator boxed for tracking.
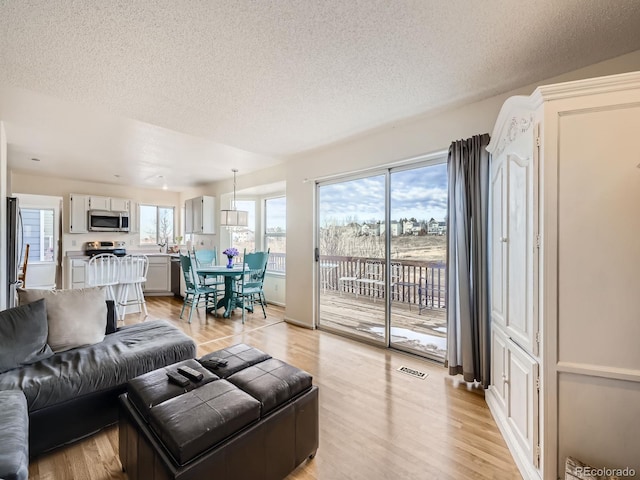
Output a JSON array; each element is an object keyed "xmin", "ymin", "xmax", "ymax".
[{"xmin": 6, "ymin": 197, "xmax": 23, "ymax": 308}]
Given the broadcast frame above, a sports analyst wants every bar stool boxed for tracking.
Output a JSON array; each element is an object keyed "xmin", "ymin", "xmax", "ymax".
[
  {"xmin": 86, "ymin": 253, "xmax": 120, "ymax": 304},
  {"xmin": 117, "ymin": 254, "xmax": 149, "ymax": 320}
]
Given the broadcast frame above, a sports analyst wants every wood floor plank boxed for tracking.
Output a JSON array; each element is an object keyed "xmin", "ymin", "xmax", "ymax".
[{"xmin": 28, "ymin": 296, "xmax": 521, "ymax": 480}]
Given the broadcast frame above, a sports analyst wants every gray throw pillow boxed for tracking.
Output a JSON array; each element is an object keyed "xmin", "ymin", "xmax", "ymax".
[
  {"xmin": 0, "ymin": 299, "xmax": 53, "ymax": 374},
  {"xmin": 18, "ymin": 287, "xmax": 107, "ymax": 353}
]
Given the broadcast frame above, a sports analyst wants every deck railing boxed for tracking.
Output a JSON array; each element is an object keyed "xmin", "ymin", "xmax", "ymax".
[
  {"xmin": 320, "ymin": 255, "xmax": 446, "ymax": 310},
  {"xmin": 265, "ymin": 253, "xmax": 446, "ymax": 310},
  {"xmin": 267, "ymin": 252, "xmax": 286, "ymax": 273}
]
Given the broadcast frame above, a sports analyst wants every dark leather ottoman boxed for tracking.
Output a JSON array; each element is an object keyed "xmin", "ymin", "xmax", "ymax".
[{"xmin": 119, "ymin": 345, "xmax": 319, "ymax": 480}]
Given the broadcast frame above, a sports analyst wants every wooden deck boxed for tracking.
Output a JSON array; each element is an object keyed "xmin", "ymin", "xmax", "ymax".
[{"xmin": 319, "ymin": 291, "xmax": 447, "ymax": 359}]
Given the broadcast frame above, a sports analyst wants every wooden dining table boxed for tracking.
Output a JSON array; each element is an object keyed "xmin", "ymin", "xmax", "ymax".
[{"xmin": 196, "ymin": 265, "xmax": 248, "ymax": 318}]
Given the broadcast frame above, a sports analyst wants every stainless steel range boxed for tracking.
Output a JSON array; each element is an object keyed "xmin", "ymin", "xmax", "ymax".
[{"xmin": 84, "ymin": 241, "xmax": 127, "ymax": 257}]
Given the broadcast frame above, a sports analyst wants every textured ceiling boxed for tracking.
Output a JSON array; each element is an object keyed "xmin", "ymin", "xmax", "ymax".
[{"xmin": 1, "ymin": 0, "xmax": 640, "ymax": 189}]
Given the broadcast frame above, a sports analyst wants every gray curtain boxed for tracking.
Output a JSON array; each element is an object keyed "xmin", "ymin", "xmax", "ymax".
[{"xmin": 446, "ymin": 133, "xmax": 491, "ymax": 387}]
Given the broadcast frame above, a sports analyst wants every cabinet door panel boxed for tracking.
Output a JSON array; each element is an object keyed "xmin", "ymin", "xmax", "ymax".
[
  {"xmin": 144, "ymin": 257, "xmax": 170, "ymax": 292},
  {"xmin": 69, "ymin": 195, "xmax": 89, "ymax": 233},
  {"xmin": 490, "ymin": 157, "xmax": 507, "ymax": 327},
  {"xmin": 129, "ymin": 202, "xmax": 139, "ymax": 233},
  {"xmin": 201, "ymin": 196, "xmax": 215, "ymax": 234},
  {"xmin": 506, "ymin": 153, "xmax": 536, "ymax": 353},
  {"xmin": 185, "ymin": 199, "xmax": 194, "ymax": 234},
  {"xmin": 507, "ymin": 340, "xmax": 539, "ymax": 468},
  {"xmin": 110, "ymin": 198, "xmax": 129, "ymax": 212},
  {"xmin": 192, "ymin": 197, "xmax": 203, "ymax": 234},
  {"xmin": 490, "ymin": 327, "xmax": 509, "ymax": 413},
  {"xmin": 89, "ymin": 196, "xmax": 110, "ymax": 211}
]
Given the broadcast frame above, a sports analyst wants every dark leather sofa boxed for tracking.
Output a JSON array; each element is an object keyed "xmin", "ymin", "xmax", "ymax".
[{"xmin": 0, "ymin": 301, "xmax": 196, "ymax": 463}]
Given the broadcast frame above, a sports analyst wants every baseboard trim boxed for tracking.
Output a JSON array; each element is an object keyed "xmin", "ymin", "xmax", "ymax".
[
  {"xmin": 284, "ymin": 316, "xmax": 314, "ymax": 329},
  {"xmin": 486, "ymin": 389, "xmax": 541, "ymax": 480}
]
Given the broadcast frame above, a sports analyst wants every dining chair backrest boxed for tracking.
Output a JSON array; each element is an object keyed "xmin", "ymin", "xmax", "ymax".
[
  {"xmin": 87, "ymin": 253, "xmax": 120, "ymax": 286},
  {"xmin": 18, "ymin": 244, "xmax": 30, "ymax": 287},
  {"xmin": 119, "ymin": 255, "xmax": 149, "ymax": 284},
  {"xmin": 194, "ymin": 248, "xmax": 217, "ymax": 267},
  {"xmin": 180, "ymin": 254, "xmax": 199, "ymax": 291},
  {"xmin": 242, "ymin": 249, "xmax": 270, "ymax": 289}
]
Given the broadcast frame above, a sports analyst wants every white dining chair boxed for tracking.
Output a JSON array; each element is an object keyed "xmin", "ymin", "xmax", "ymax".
[
  {"xmin": 86, "ymin": 253, "xmax": 120, "ymax": 304},
  {"xmin": 117, "ymin": 254, "xmax": 149, "ymax": 320}
]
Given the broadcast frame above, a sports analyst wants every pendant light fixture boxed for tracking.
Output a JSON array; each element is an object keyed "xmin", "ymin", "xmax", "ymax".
[{"xmin": 220, "ymin": 169, "xmax": 248, "ymax": 227}]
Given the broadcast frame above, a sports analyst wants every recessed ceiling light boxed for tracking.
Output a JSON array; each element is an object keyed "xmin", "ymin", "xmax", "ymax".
[
  {"xmin": 162, "ymin": 184, "xmax": 168, "ymax": 190},
  {"xmin": 31, "ymin": 158, "xmax": 40, "ymax": 162}
]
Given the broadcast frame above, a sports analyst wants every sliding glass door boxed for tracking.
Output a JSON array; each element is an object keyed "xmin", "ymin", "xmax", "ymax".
[
  {"xmin": 317, "ymin": 175, "xmax": 386, "ymax": 344},
  {"xmin": 317, "ymin": 160, "xmax": 448, "ymax": 361},
  {"xmin": 389, "ymin": 164, "xmax": 448, "ymax": 359}
]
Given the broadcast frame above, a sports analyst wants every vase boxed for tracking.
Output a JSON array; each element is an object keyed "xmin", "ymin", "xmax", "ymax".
[{"xmin": 226, "ymin": 256, "xmax": 234, "ymax": 268}]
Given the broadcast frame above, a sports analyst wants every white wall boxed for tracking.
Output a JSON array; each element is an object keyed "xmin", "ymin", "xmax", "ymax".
[
  {"xmin": 0, "ymin": 122, "xmax": 7, "ymax": 309},
  {"xmin": 222, "ymin": 50, "xmax": 640, "ymax": 328}
]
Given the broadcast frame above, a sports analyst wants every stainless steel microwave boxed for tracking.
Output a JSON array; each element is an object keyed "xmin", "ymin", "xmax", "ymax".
[{"xmin": 88, "ymin": 210, "xmax": 130, "ymax": 232}]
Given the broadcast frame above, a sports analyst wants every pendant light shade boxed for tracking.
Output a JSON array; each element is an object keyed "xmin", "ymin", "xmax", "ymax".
[{"xmin": 220, "ymin": 169, "xmax": 248, "ymax": 227}]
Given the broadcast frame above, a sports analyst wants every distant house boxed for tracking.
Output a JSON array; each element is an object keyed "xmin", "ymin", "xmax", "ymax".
[
  {"xmin": 402, "ymin": 220, "xmax": 421, "ymax": 235},
  {"xmin": 361, "ymin": 222, "xmax": 380, "ymax": 236},
  {"xmin": 379, "ymin": 221, "xmax": 401, "ymax": 237},
  {"xmin": 427, "ymin": 218, "xmax": 447, "ymax": 235},
  {"xmin": 427, "ymin": 218, "xmax": 439, "ymax": 234}
]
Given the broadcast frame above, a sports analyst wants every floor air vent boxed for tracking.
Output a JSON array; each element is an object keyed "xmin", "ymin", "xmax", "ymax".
[{"xmin": 397, "ymin": 366, "xmax": 428, "ymax": 379}]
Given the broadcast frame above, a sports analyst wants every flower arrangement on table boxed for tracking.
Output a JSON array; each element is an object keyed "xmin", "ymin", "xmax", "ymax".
[{"xmin": 222, "ymin": 247, "xmax": 239, "ymax": 268}]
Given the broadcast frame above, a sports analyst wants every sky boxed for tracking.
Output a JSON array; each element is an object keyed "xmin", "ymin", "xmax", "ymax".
[
  {"xmin": 265, "ymin": 196, "xmax": 286, "ymax": 230},
  {"xmin": 319, "ymin": 163, "xmax": 448, "ymax": 225}
]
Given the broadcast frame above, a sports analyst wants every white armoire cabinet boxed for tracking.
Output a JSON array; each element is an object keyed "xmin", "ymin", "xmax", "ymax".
[{"xmin": 486, "ymin": 72, "xmax": 640, "ymax": 480}]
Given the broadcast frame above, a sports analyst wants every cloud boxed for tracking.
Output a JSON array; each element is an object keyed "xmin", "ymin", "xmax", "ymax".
[{"xmin": 319, "ymin": 163, "xmax": 448, "ymax": 224}]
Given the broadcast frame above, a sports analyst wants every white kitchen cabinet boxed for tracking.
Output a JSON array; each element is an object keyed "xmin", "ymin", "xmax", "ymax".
[
  {"xmin": 110, "ymin": 197, "xmax": 129, "ymax": 212},
  {"xmin": 63, "ymin": 257, "xmax": 87, "ymax": 289},
  {"xmin": 143, "ymin": 256, "xmax": 171, "ymax": 294},
  {"xmin": 486, "ymin": 72, "xmax": 640, "ymax": 480},
  {"xmin": 88, "ymin": 195, "xmax": 110, "ymax": 210},
  {"xmin": 69, "ymin": 194, "xmax": 133, "ymax": 233},
  {"xmin": 88, "ymin": 195, "xmax": 130, "ymax": 212},
  {"xmin": 129, "ymin": 201, "xmax": 139, "ymax": 233},
  {"xmin": 69, "ymin": 194, "xmax": 90, "ymax": 233},
  {"xmin": 184, "ymin": 198, "xmax": 194, "ymax": 234},
  {"xmin": 185, "ymin": 196, "xmax": 215, "ymax": 234},
  {"xmin": 192, "ymin": 197, "xmax": 203, "ymax": 233}
]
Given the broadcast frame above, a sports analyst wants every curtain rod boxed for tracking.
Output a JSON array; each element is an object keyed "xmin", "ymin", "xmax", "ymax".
[{"xmin": 302, "ymin": 149, "xmax": 448, "ymax": 184}]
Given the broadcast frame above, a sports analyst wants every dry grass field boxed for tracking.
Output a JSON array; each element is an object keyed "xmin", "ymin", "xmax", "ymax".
[{"xmin": 391, "ymin": 234, "xmax": 447, "ymax": 262}]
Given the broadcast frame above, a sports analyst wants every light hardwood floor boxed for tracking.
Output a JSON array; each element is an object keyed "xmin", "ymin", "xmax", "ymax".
[{"xmin": 29, "ymin": 296, "xmax": 521, "ymax": 480}]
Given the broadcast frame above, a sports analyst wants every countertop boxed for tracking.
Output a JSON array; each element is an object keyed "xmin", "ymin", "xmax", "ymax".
[{"xmin": 65, "ymin": 251, "xmax": 180, "ymax": 260}]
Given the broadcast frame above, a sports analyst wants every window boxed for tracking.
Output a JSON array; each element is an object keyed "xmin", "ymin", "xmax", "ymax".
[
  {"xmin": 232, "ymin": 200, "xmax": 256, "ymax": 254},
  {"xmin": 140, "ymin": 205, "xmax": 174, "ymax": 245},
  {"xmin": 264, "ymin": 196, "xmax": 286, "ymax": 272},
  {"xmin": 21, "ymin": 208, "xmax": 55, "ymax": 262}
]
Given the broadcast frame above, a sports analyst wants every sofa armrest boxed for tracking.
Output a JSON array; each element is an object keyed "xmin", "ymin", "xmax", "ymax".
[{"xmin": 106, "ymin": 300, "xmax": 117, "ymax": 335}]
